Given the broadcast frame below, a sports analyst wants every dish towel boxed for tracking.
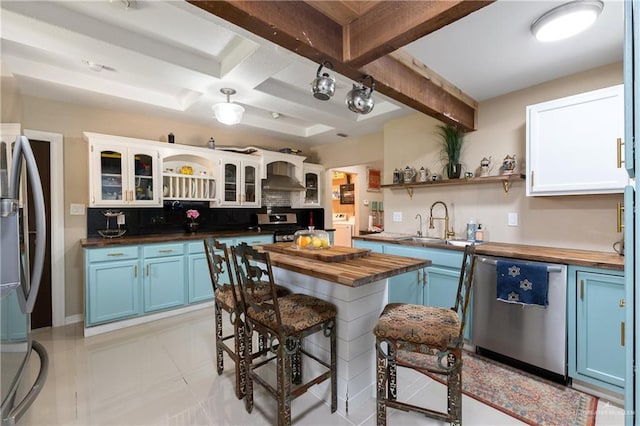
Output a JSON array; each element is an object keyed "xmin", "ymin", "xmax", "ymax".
[{"xmin": 496, "ymin": 260, "xmax": 549, "ymax": 307}]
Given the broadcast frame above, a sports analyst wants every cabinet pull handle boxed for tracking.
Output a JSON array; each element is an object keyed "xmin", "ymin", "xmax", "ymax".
[
  {"xmin": 158, "ymin": 249, "xmax": 173, "ymax": 253},
  {"xmin": 619, "ymin": 299, "xmax": 626, "ymax": 308},
  {"xmin": 580, "ymin": 280, "xmax": 584, "ymax": 300},
  {"xmin": 617, "ymin": 138, "xmax": 624, "ymax": 168},
  {"xmin": 530, "ymin": 170, "xmax": 534, "ymax": 187},
  {"xmin": 107, "ymin": 252, "xmax": 125, "ymax": 257},
  {"xmin": 617, "ymin": 202, "xmax": 624, "ymax": 233},
  {"xmin": 417, "ymin": 270, "xmax": 421, "ymax": 286},
  {"xmin": 423, "ymin": 269, "xmax": 427, "ymax": 287},
  {"xmin": 146, "ymin": 265, "xmax": 150, "ymax": 276},
  {"xmin": 621, "ymin": 322, "xmax": 625, "ymax": 347},
  {"xmin": 134, "ymin": 265, "xmax": 137, "ymax": 278}
]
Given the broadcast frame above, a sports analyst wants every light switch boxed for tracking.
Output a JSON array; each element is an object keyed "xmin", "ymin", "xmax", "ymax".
[
  {"xmin": 393, "ymin": 211, "xmax": 403, "ymax": 222},
  {"xmin": 508, "ymin": 212, "xmax": 518, "ymax": 227},
  {"xmin": 70, "ymin": 203, "xmax": 85, "ymax": 216}
]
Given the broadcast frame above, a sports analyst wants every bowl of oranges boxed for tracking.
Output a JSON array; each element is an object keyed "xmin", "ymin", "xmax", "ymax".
[{"xmin": 293, "ymin": 227, "xmax": 331, "ymax": 250}]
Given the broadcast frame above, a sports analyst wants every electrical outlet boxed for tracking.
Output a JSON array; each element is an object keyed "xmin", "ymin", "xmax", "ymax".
[
  {"xmin": 393, "ymin": 211, "xmax": 403, "ymax": 222},
  {"xmin": 117, "ymin": 214, "xmax": 126, "ymax": 225},
  {"xmin": 508, "ymin": 212, "xmax": 518, "ymax": 227}
]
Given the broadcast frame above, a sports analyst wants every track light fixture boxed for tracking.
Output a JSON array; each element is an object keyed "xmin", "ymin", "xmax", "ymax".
[{"xmin": 311, "ymin": 60, "xmax": 336, "ymax": 101}]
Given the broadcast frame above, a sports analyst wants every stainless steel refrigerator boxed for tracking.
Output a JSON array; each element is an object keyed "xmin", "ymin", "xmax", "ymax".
[{"xmin": 0, "ymin": 135, "xmax": 48, "ymax": 424}]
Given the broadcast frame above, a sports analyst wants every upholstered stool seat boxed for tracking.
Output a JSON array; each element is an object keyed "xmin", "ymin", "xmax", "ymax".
[
  {"xmin": 374, "ymin": 303, "xmax": 459, "ymax": 348},
  {"xmin": 247, "ymin": 293, "xmax": 337, "ymax": 334},
  {"xmin": 374, "ymin": 244, "xmax": 477, "ymax": 426}
]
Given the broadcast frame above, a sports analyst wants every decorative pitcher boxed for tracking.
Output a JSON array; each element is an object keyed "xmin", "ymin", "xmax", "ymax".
[
  {"xmin": 403, "ymin": 166, "xmax": 416, "ymax": 183},
  {"xmin": 501, "ymin": 155, "xmax": 517, "ymax": 175},
  {"xmin": 418, "ymin": 167, "xmax": 429, "ymax": 182},
  {"xmin": 480, "ymin": 156, "xmax": 492, "ymax": 177}
]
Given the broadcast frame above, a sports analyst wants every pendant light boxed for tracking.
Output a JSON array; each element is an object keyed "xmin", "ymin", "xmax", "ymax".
[
  {"xmin": 212, "ymin": 88, "xmax": 245, "ymax": 125},
  {"xmin": 531, "ymin": 0, "xmax": 603, "ymax": 42},
  {"xmin": 311, "ymin": 60, "xmax": 336, "ymax": 101}
]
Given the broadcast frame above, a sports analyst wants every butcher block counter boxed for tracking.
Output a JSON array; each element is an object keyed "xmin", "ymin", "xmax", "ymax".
[
  {"xmin": 353, "ymin": 235, "xmax": 624, "ymax": 271},
  {"xmin": 80, "ymin": 230, "xmax": 274, "ymax": 248},
  {"xmin": 261, "ymin": 242, "xmax": 431, "ymax": 287}
]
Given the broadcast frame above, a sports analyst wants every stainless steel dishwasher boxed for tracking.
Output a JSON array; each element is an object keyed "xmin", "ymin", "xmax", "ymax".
[{"xmin": 471, "ymin": 255, "xmax": 568, "ymax": 381}]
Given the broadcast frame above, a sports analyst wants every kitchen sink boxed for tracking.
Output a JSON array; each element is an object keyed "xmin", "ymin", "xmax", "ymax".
[
  {"xmin": 402, "ymin": 236, "xmax": 447, "ymax": 244},
  {"xmin": 446, "ymin": 239, "xmax": 484, "ymax": 247}
]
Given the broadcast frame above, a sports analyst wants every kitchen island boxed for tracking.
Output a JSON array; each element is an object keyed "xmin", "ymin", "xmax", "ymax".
[{"xmin": 257, "ymin": 243, "xmax": 432, "ymax": 417}]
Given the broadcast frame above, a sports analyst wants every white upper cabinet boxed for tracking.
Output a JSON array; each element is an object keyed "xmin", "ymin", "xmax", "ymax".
[
  {"xmin": 526, "ymin": 84, "xmax": 628, "ymax": 196},
  {"xmin": 86, "ymin": 133, "xmax": 161, "ymax": 207},
  {"xmin": 300, "ymin": 163, "xmax": 324, "ymax": 207},
  {"xmin": 219, "ymin": 153, "xmax": 260, "ymax": 207}
]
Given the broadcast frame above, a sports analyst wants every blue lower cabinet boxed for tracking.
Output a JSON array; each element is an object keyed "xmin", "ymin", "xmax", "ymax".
[
  {"xmin": 143, "ymin": 256, "xmax": 186, "ymax": 313},
  {"xmin": 87, "ymin": 258, "xmax": 141, "ymax": 325},
  {"xmin": 236, "ymin": 234, "xmax": 273, "ymax": 246},
  {"xmin": 187, "ymin": 241, "xmax": 214, "ymax": 303},
  {"xmin": 569, "ymin": 266, "xmax": 625, "ymax": 391},
  {"xmin": 353, "ymin": 240, "xmax": 385, "ymax": 254}
]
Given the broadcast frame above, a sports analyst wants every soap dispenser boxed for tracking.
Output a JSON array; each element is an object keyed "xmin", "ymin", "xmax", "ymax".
[
  {"xmin": 475, "ymin": 224, "xmax": 484, "ymax": 242},
  {"xmin": 466, "ymin": 219, "xmax": 477, "ymax": 242}
]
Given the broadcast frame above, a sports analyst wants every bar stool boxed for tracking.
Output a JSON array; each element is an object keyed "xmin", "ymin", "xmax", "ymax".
[
  {"xmin": 231, "ymin": 242, "xmax": 337, "ymax": 426},
  {"xmin": 373, "ymin": 244, "xmax": 477, "ymax": 425},
  {"xmin": 203, "ymin": 238, "xmax": 289, "ymax": 399}
]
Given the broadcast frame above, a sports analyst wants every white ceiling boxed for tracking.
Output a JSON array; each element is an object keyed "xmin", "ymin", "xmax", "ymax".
[{"xmin": 0, "ymin": 0, "xmax": 624, "ymax": 147}]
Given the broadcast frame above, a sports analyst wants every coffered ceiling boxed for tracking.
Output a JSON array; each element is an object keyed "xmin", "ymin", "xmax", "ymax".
[{"xmin": 0, "ymin": 1, "xmax": 623, "ymax": 147}]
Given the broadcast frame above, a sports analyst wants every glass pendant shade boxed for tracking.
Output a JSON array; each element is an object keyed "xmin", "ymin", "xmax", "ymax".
[{"xmin": 213, "ymin": 88, "xmax": 245, "ymax": 125}]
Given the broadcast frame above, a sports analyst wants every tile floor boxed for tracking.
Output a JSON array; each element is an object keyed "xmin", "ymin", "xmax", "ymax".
[{"xmin": 17, "ymin": 308, "xmax": 625, "ymax": 425}]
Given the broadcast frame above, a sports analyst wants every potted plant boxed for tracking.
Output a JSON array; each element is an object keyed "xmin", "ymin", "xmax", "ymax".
[
  {"xmin": 185, "ymin": 209, "xmax": 200, "ymax": 233},
  {"xmin": 437, "ymin": 123, "xmax": 465, "ymax": 179}
]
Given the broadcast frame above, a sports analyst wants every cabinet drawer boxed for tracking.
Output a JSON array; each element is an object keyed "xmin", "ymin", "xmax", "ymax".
[
  {"xmin": 143, "ymin": 243, "xmax": 184, "ymax": 258},
  {"xmin": 237, "ymin": 234, "xmax": 274, "ymax": 246},
  {"xmin": 188, "ymin": 241, "xmax": 205, "ymax": 254},
  {"xmin": 425, "ymin": 249, "xmax": 463, "ymax": 269},
  {"xmin": 87, "ymin": 246, "xmax": 138, "ymax": 263}
]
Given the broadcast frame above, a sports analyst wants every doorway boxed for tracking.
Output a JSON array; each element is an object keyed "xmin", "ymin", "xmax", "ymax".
[{"xmin": 331, "ymin": 171, "xmax": 355, "ymax": 247}]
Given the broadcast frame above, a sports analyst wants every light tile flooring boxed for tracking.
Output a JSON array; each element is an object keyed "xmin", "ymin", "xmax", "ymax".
[{"xmin": 18, "ymin": 308, "xmax": 625, "ymax": 425}]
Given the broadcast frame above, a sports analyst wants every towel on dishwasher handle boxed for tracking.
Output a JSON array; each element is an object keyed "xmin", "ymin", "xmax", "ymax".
[{"xmin": 496, "ymin": 260, "xmax": 549, "ymax": 307}]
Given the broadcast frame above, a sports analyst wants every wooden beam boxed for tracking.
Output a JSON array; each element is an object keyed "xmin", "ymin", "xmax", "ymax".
[
  {"xmin": 187, "ymin": 0, "xmax": 481, "ymax": 131},
  {"xmin": 345, "ymin": 1, "xmax": 494, "ymax": 67}
]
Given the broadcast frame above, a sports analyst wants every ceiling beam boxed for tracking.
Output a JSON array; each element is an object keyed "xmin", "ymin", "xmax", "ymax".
[
  {"xmin": 188, "ymin": 1, "xmax": 489, "ymax": 131},
  {"xmin": 345, "ymin": 1, "xmax": 494, "ymax": 67}
]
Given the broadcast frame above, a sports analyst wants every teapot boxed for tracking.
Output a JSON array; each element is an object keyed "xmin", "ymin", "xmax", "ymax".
[
  {"xmin": 345, "ymin": 74, "xmax": 375, "ymax": 114},
  {"xmin": 311, "ymin": 61, "xmax": 336, "ymax": 101},
  {"xmin": 501, "ymin": 155, "xmax": 517, "ymax": 175},
  {"xmin": 418, "ymin": 167, "xmax": 429, "ymax": 182},
  {"xmin": 480, "ymin": 156, "xmax": 492, "ymax": 177},
  {"xmin": 403, "ymin": 166, "xmax": 416, "ymax": 183}
]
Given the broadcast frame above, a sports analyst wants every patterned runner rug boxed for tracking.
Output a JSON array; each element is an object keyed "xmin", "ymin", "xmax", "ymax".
[{"xmin": 404, "ymin": 351, "xmax": 598, "ymax": 426}]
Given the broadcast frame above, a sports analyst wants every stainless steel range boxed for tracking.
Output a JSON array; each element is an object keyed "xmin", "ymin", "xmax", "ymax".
[{"xmin": 256, "ymin": 213, "xmax": 304, "ymax": 243}]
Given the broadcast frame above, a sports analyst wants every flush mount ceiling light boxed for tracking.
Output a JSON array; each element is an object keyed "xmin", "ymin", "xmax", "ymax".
[
  {"xmin": 531, "ymin": 0, "xmax": 603, "ymax": 42},
  {"xmin": 311, "ymin": 60, "xmax": 336, "ymax": 101},
  {"xmin": 212, "ymin": 88, "xmax": 245, "ymax": 125}
]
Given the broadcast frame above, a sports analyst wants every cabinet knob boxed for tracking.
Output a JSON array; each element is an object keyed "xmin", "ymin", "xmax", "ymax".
[{"xmin": 619, "ymin": 299, "xmax": 625, "ymax": 308}]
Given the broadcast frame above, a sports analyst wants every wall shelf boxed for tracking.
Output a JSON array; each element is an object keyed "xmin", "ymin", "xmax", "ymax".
[{"xmin": 381, "ymin": 174, "xmax": 525, "ymax": 198}]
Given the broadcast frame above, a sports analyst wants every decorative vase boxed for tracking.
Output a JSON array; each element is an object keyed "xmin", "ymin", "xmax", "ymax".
[
  {"xmin": 186, "ymin": 221, "xmax": 199, "ymax": 233},
  {"xmin": 447, "ymin": 163, "xmax": 462, "ymax": 179}
]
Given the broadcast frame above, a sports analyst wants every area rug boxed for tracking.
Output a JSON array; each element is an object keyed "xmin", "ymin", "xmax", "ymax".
[{"xmin": 399, "ymin": 351, "xmax": 598, "ymax": 426}]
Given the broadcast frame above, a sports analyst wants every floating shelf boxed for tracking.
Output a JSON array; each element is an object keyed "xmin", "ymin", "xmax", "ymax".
[{"xmin": 381, "ymin": 174, "xmax": 525, "ymax": 198}]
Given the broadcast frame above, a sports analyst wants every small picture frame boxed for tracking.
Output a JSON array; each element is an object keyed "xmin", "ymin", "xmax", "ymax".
[{"xmin": 367, "ymin": 168, "xmax": 381, "ymax": 192}]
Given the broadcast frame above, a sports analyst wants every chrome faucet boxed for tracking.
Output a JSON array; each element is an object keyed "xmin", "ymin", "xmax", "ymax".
[
  {"xmin": 415, "ymin": 213, "xmax": 423, "ymax": 236},
  {"xmin": 429, "ymin": 201, "xmax": 456, "ymax": 240}
]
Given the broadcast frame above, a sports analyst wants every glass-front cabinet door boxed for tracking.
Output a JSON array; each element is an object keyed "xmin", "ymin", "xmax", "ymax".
[
  {"xmin": 242, "ymin": 160, "xmax": 259, "ymax": 206},
  {"xmin": 220, "ymin": 157, "xmax": 260, "ymax": 207},
  {"xmin": 89, "ymin": 139, "xmax": 160, "ymax": 207},
  {"xmin": 222, "ymin": 161, "xmax": 240, "ymax": 204},
  {"xmin": 301, "ymin": 163, "xmax": 324, "ymax": 207}
]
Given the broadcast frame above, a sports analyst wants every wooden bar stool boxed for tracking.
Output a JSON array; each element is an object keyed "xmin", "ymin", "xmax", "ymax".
[
  {"xmin": 231, "ymin": 242, "xmax": 337, "ymax": 426},
  {"xmin": 203, "ymin": 238, "xmax": 289, "ymax": 399},
  {"xmin": 373, "ymin": 244, "xmax": 477, "ymax": 425}
]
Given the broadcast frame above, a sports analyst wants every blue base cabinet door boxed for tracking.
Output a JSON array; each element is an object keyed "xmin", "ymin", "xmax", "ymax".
[
  {"xmin": 575, "ymin": 269, "xmax": 625, "ymax": 390},
  {"xmin": 142, "ymin": 243, "xmax": 186, "ymax": 313},
  {"xmin": 87, "ymin": 259, "xmax": 140, "ymax": 325},
  {"xmin": 187, "ymin": 242, "xmax": 214, "ymax": 303},
  {"xmin": 384, "ymin": 245, "xmax": 427, "ymax": 305}
]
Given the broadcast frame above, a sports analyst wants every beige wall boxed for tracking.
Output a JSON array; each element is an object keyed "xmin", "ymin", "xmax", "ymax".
[
  {"xmin": 381, "ymin": 62, "xmax": 623, "ymax": 251},
  {"xmin": 5, "ymin": 60, "xmax": 624, "ymax": 321}
]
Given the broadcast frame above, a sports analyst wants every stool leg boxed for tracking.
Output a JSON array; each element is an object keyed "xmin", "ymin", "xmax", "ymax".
[
  {"xmin": 447, "ymin": 351, "xmax": 462, "ymax": 425},
  {"xmin": 234, "ymin": 316, "xmax": 246, "ymax": 399},
  {"xmin": 330, "ymin": 323, "xmax": 337, "ymax": 413},
  {"xmin": 376, "ymin": 339, "xmax": 387, "ymax": 426},
  {"xmin": 388, "ymin": 344, "xmax": 397, "ymax": 402},
  {"xmin": 244, "ymin": 323, "xmax": 254, "ymax": 414},
  {"xmin": 292, "ymin": 342, "xmax": 302, "ymax": 385},
  {"xmin": 277, "ymin": 344, "xmax": 292, "ymax": 426},
  {"xmin": 258, "ymin": 333, "xmax": 267, "ymax": 355},
  {"xmin": 215, "ymin": 302, "xmax": 224, "ymax": 375}
]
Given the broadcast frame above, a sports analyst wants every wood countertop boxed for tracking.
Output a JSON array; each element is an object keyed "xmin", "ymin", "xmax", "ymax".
[
  {"xmin": 353, "ymin": 236, "xmax": 624, "ymax": 271},
  {"xmin": 264, "ymin": 248, "xmax": 432, "ymax": 288},
  {"xmin": 81, "ymin": 230, "xmax": 274, "ymax": 248}
]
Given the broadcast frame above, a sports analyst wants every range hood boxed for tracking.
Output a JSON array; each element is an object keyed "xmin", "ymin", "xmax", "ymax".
[{"xmin": 262, "ymin": 161, "xmax": 305, "ymax": 191}]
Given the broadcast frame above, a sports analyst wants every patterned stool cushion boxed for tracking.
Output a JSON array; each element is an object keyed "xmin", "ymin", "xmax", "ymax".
[
  {"xmin": 373, "ymin": 303, "xmax": 460, "ymax": 349},
  {"xmin": 216, "ymin": 284, "xmax": 288, "ymax": 310},
  {"xmin": 248, "ymin": 293, "xmax": 336, "ymax": 334}
]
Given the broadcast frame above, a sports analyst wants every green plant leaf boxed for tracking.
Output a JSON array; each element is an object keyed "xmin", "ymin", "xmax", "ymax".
[{"xmin": 437, "ymin": 124, "xmax": 465, "ymax": 164}]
